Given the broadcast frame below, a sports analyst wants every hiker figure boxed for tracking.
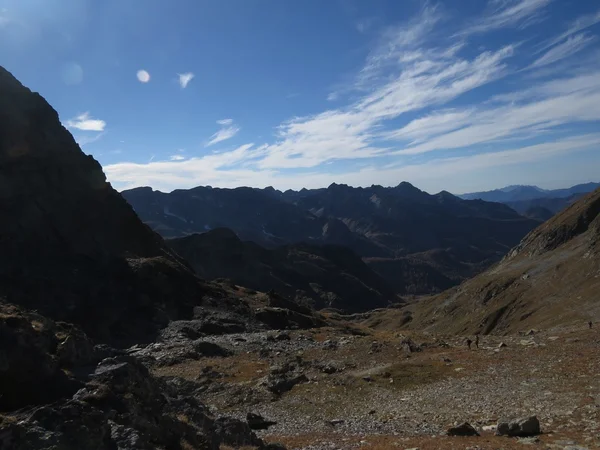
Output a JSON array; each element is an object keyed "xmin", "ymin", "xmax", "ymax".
[
  {"xmin": 589, "ymin": 321, "xmax": 593, "ymax": 329},
  {"xmin": 474, "ymin": 335, "xmax": 479, "ymax": 349},
  {"xmin": 466, "ymin": 338, "xmax": 472, "ymax": 350}
]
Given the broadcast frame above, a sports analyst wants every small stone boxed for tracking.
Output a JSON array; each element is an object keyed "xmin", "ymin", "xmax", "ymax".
[
  {"xmin": 328, "ymin": 419, "xmax": 344, "ymax": 426},
  {"xmin": 517, "ymin": 436, "xmax": 540, "ymax": 445}
]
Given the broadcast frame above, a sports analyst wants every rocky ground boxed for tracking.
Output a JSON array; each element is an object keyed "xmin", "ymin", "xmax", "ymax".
[{"xmin": 129, "ymin": 320, "xmax": 600, "ymax": 450}]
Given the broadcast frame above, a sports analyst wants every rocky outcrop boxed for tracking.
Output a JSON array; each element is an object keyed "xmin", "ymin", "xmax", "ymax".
[
  {"xmin": 0, "ymin": 303, "xmax": 83, "ymax": 411},
  {"xmin": 1, "ymin": 356, "xmax": 274, "ymax": 449}
]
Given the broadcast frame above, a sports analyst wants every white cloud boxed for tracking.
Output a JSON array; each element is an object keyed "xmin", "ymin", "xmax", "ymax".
[
  {"xmin": 461, "ymin": 0, "xmax": 552, "ymax": 35},
  {"xmin": 359, "ymin": 5, "xmax": 444, "ymax": 86},
  {"xmin": 542, "ymin": 8, "xmax": 600, "ymax": 50},
  {"xmin": 137, "ymin": 70, "xmax": 151, "ymax": 83},
  {"xmin": 170, "ymin": 155, "xmax": 186, "ymax": 161},
  {"xmin": 531, "ymin": 33, "xmax": 596, "ymax": 68},
  {"xmin": 177, "ymin": 72, "xmax": 194, "ymax": 88},
  {"xmin": 65, "ymin": 112, "xmax": 106, "ymax": 132},
  {"xmin": 206, "ymin": 120, "xmax": 240, "ymax": 147},
  {"xmin": 390, "ymin": 70, "xmax": 600, "ymax": 156},
  {"xmin": 104, "ymin": 134, "xmax": 600, "ymax": 193},
  {"xmin": 255, "ymin": 44, "xmax": 514, "ymax": 169}
]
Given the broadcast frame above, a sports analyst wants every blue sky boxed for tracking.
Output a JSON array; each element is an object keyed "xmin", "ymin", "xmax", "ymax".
[{"xmin": 1, "ymin": 0, "xmax": 600, "ymax": 194}]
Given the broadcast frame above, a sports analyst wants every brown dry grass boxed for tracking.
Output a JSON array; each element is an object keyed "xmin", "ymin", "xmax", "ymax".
[{"xmin": 153, "ymin": 355, "xmax": 269, "ymax": 383}]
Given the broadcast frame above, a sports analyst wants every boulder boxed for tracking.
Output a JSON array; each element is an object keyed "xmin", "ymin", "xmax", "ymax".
[
  {"xmin": 447, "ymin": 422, "xmax": 480, "ymax": 436},
  {"xmin": 496, "ymin": 416, "xmax": 540, "ymax": 437},
  {"xmin": 255, "ymin": 307, "xmax": 327, "ymax": 330},
  {"xmin": 193, "ymin": 340, "xmax": 233, "ymax": 357},
  {"xmin": 246, "ymin": 412, "xmax": 278, "ymax": 430},
  {"xmin": 265, "ymin": 373, "xmax": 308, "ymax": 395}
]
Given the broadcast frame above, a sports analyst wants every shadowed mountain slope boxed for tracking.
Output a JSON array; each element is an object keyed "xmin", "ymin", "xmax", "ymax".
[
  {"xmin": 0, "ymin": 66, "xmax": 230, "ymax": 345},
  {"xmin": 168, "ymin": 228, "xmax": 399, "ymax": 312},
  {"xmin": 123, "ymin": 183, "xmax": 538, "ymax": 295}
]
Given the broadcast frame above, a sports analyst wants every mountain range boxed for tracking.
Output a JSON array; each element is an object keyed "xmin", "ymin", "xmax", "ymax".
[
  {"xmin": 123, "ymin": 184, "xmax": 539, "ymax": 295},
  {"xmin": 460, "ymin": 182, "xmax": 600, "ymax": 203}
]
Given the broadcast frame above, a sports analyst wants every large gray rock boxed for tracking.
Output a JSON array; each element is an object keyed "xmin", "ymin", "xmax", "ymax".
[
  {"xmin": 2, "ymin": 356, "xmax": 279, "ymax": 449},
  {"xmin": 496, "ymin": 416, "xmax": 540, "ymax": 437}
]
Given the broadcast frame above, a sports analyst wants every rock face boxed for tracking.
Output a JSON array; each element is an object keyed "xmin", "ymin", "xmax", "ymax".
[
  {"xmin": 123, "ymin": 183, "xmax": 538, "ymax": 295},
  {"xmin": 0, "ymin": 65, "xmax": 220, "ymax": 345},
  {"xmin": 0, "ymin": 304, "xmax": 82, "ymax": 411},
  {"xmin": 168, "ymin": 228, "xmax": 398, "ymax": 312},
  {"xmin": 404, "ymin": 188, "xmax": 600, "ymax": 334}
]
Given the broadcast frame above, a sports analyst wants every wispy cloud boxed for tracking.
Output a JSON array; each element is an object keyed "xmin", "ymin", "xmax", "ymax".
[
  {"xmin": 543, "ymin": 7, "xmax": 600, "ymax": 49},
  {"xmin": 531, "ymin": 32, "xmax": 596, "ymax": 68},
  {"xmin": 74, "ymin": 132, "xmax": 106, "ymax": 147},
  {"xmin": 137, "ymin": 70, "xmax": 151, "ymax": 83},
  {"xmin": 356, "ymin": 18, "xmax": 376, "ymax": 34},
  {"xmin": 389, "ymin": 70, "xmax": 600, "ymax": 155},
  {"xmin": 170, "ymin": 155, "xmax": 186, "ymax": 161},
  {"xmin": 255, "ymin": 43, "xmax": 514, "ymax": 169},
  {"xmin": 177, "ymin": 72, "xmax": 194, "ymax": 88},
  {"xmin": 0, "ymin": 9, "xmax": 9, "ymax": 28},
  {"xmin": 206, "ymin": 119, "xmax": 240, "ymax": 147},
  {"xmin": 461, "ymin": 0, "xmax": 552, "ymax": 35},
  {"xmin": 104, "ymin": 1, "xmax": 600, "ymax": 194},
  {"xmin": 65, "ymin": 112, "xmax": 106, "ymax": 132}
]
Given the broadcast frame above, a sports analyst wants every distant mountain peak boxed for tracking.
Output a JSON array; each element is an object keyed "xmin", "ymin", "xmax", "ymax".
[
  {"xmin": 460, "ymin": 182, "xmax": 600, "ymax": 203},
  {"xmin": 499, "ymin": 185, "xmax": 545, "ymax": 193}
]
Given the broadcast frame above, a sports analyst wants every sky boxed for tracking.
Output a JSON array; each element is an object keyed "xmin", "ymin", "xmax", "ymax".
[{"xmin": 1, "ymin": 0, "xmax": 600, "ymax": 194}]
